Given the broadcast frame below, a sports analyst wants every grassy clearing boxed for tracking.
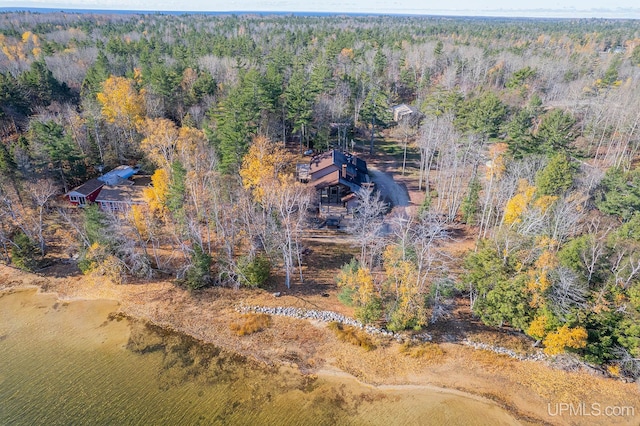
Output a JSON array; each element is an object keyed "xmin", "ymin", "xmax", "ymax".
[
  {"xmin": 373, "ymin": 135, "xmax": 420, "ymax": 164},
  {"xmin": 328, "ymin": 322, "xmax": 376, "ymax": 351},
  {"xmin": 229, "ymin": 313, "xmax": 272, "ymax": 336}
]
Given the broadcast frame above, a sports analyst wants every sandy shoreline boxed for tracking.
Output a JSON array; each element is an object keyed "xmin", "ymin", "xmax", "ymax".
[{"xmin": 2, "ymin": 264, "xmax": 640, "ymax": 426}]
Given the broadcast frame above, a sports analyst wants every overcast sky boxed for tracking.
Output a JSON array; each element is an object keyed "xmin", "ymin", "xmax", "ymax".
[{"xmin": 1, "ymin": 0, "xmax": 639, "ymax": 18}]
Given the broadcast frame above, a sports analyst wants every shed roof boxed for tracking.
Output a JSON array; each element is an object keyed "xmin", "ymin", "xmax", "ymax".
[
  {"xmin": 68, "ymin": 178, "xmax": 104, "ymax": 196},
  {"xmin": 98, "ymin": 165, "xmax": 140, "ymax": 186}
]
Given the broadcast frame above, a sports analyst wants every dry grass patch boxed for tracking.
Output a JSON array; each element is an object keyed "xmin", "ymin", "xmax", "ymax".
[
  {"xmin": 328, "ymin": 322, "xmax": 376, "ymax": 351},
  {"xmin": 399, "ymin": 341, "xmax": 446, "ymax": 362},
  {"xmin": 229, "ymin": 313, "xmax": 272, "ymax": 336},
  {"xmin": 466, "ymin": 346, "xmax": 515, "ymax": 371}
]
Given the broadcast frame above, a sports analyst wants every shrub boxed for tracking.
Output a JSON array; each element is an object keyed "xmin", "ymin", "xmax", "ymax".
[
  {"xmin": 327, "ymin": 322, "xmax": 375, "ymax": 351},
  {"xmin": 185, "ymin": 244, "xmax": 212, "ymax": 290},
  {"xmin": 230, "ymin": 313, "xmax": 272, "ymax": 336},
  {"xmin": 237, "ymin": 255, "xmax": 271, "ymax": 287},
  {"xmin": 10, "ymin": 231, "xmax": 40, "ymax": 271},
  {"xmin": 355, "ymin": 297, "xmax": 383, "ymax": 325},
  {"xmin": 387, "ymin": 306, "xmax": 423, "ymax": 332},
  {"xmin": 337, "ymin": 286, "xmax": 356, "ymax": 306}
]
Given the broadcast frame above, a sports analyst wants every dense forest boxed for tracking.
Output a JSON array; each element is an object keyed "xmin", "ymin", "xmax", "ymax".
[{"xmin": 1, "ymin": 11, "xmax": 640, "ymax": 378}]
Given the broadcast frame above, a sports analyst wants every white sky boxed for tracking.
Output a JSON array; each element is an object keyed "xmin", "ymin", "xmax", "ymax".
[{"xmin": 1, "ymin": 0, "xmax": 640, "ymax": 18}]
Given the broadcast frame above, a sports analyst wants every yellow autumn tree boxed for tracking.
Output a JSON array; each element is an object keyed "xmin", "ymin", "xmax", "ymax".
[
  {"xmin": 143, "ymin": 168, "xmax": 170, "ymax": 215},
  {"xmin": 140, "ymin": 118, "xmax": 179, "ymax": 169},
  {"xmin": 239, "ymin": 136, "xmax": 294, "ymax": 203},
  {"xmin": 20, "ymin": 31, "xmax": 40, "ymax": 56},
  {"xmin": 130, "ymin": 205, "xmax": 148, "ymax": 240},
  {"xmin": 340, "ymin": 47, "xmax": 355, "ymax": 60},
  {"xmin": 21, "ymin": 31, "xmax": 32, "ymax": 43},
  {"xmin": 336, "ymin": 260, "xmax": 381, "ymax": 323},
  {"xmin": 177, "ymin": 126, "xmax": 208, "ymax": 163},
  {"xmin": 355, "ymin": 267, "xmax": 376, "ymax": 306},
  {"xmin": 533, "ymin": 194, "xmax": 558, "ymax": 213},
  {"xmin": 526, "ymin": 307, "xmax": 560, "ymax": 341},
  {"xmin": 504, "ymin": 179, "xmax": 536, "ymax": 225},
  {"xmin": 542, "ymin": 325, "xmax": 588, "ymax": 356},
  {"xmin": 97, "ymin": 75, "xmax": 145, "ymax": 129},
  {"xmin": 383, "ymin": 245, "xmax": 425, "ymax": 331},
  {"xmin": 527, "ymin": 249, "xmax": 558, "ymax": 302},
  {"xmin": 527, "ymin": 315, "xmax": 550, "ymax": 341}
]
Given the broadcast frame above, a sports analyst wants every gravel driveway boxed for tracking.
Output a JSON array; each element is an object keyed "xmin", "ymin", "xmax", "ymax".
[{"xmin": 368, "ymin": 166, "xmax": 410, "ymax": 207}]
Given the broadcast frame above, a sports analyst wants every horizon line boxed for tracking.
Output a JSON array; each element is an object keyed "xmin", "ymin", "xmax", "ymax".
[{"xmin": 1, "ymin": 6, "xmax": 640, "ymax": 20}]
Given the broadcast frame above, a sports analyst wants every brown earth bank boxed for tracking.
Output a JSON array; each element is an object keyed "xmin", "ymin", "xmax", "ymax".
[{"xmin": 1, "ymin": 263, "xmax": 639, "ymax": 426}]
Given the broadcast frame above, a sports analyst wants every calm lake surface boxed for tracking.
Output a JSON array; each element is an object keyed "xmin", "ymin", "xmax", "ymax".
[{"xmin": 0, "ymin": 289, "xmax": 519, "ymax": 425}]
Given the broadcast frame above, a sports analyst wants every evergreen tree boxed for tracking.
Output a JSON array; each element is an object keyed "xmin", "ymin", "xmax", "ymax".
[
  {"xmin": 211, "ymin": 70, "xmax": 264, "ymax": 173},
  {"xmin": 595, "ymin": 166, "xmax": 640, "ymax": 221},
  {"xmin": 460, "ymin": 177, "xmax": 481, "ymax": 225},
  {"xmin": 81, "ymin": 50, "xmax": 110, "ymax": 97},
  {"xmin": 535, "ymin": 153, "xmax": 576, "ymax": 196},
  {"xmin": 535, "ymin": 109, "xmax": 576, "ymax": 154},
  {"xmin": 167, "ymin": 160, "xmax": 187, "ymax": 224},
  {"xmin": 455, "ymin": 92, "xmax": 508, "ymax": 139},
  {"xmin": 29, "ymin": 121, "xmax": 85, "ymax": 192},
  {"xmin": 504, "ymin": 107, "xmax": 536, "ymax": 158},
  {"xmin": 360, "ymin": 86, "xmax": 392, "ymax": 153},
  {"xmin": 19, "ymin": 60, "xmax": 71, "ymax": 106},
  {"xmin": 285, "ymin": 67, "xmax": 316, "ymax": 152}
]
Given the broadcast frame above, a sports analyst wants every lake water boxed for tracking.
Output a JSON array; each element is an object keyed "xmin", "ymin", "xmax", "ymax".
[{"xmin": 0, "ymin": 289, "xmax": 519, "ymax": 425}]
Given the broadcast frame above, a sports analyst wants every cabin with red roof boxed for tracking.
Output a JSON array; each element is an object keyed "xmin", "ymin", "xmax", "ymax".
[{"xmin": 66, "ymin": 178, "xmax": 104, "ymax": 207}]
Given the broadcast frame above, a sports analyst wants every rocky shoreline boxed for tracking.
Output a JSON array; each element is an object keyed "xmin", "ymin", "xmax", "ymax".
[
  {"xmin": 239, "ymin": 304, "xmax": 554, "ymax": 363},
  {"xmin": 239, "ymin": 304, "xmax": 431, "ymax": 342}
]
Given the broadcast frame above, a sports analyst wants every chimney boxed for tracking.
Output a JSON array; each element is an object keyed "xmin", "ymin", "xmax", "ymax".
[{"xmin": 342, "ymin": 164, "xmax": 347, "ymax": 179}]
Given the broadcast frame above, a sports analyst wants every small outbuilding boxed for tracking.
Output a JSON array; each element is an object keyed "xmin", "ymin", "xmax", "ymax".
[
  {"xmin": 66, "ymin": 178, "xmax": 105, "ymax": 207},
  {"xmin": 391, "ymin": 103, "xmax": 419, "ymax": 123}
]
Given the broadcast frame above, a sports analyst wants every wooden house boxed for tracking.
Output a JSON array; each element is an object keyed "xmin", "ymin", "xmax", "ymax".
[
  {"xmin": 308, "ymin": 150, "xmax": 369, "ymax": 205},
  {"xmin": 65, "ymin": 165, "xmax": 142, "ymax": 208},
  {"xmin": 66, "ymin": 178, "xmax": 104, "ymax": 207}
]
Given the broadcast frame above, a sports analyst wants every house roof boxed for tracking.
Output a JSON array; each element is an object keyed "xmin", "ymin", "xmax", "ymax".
[
  {"xmin": 308, "ymin": 150, "xmax": 368, "ymax": 193},
  {"xmin": 391, "ymin": 103, "xmax": 418, "ymax": 121},
  {"xmin": 309, "ymin": 150, "xmax": 367, "ymax": 174},
  {"xmin": 312, "ymin": 169, "xmax": 362, "ymax": 193},
  {"xmin": 95, "ymin": 185, "xmax": 145, "ymax": 204},
  {"xmin": 67, "ymin": 178, "xmax": 104, "ymax": 196},
  {"xmin": 98, "ymin": 165, "xmax": 140, "ymax": 186}
]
